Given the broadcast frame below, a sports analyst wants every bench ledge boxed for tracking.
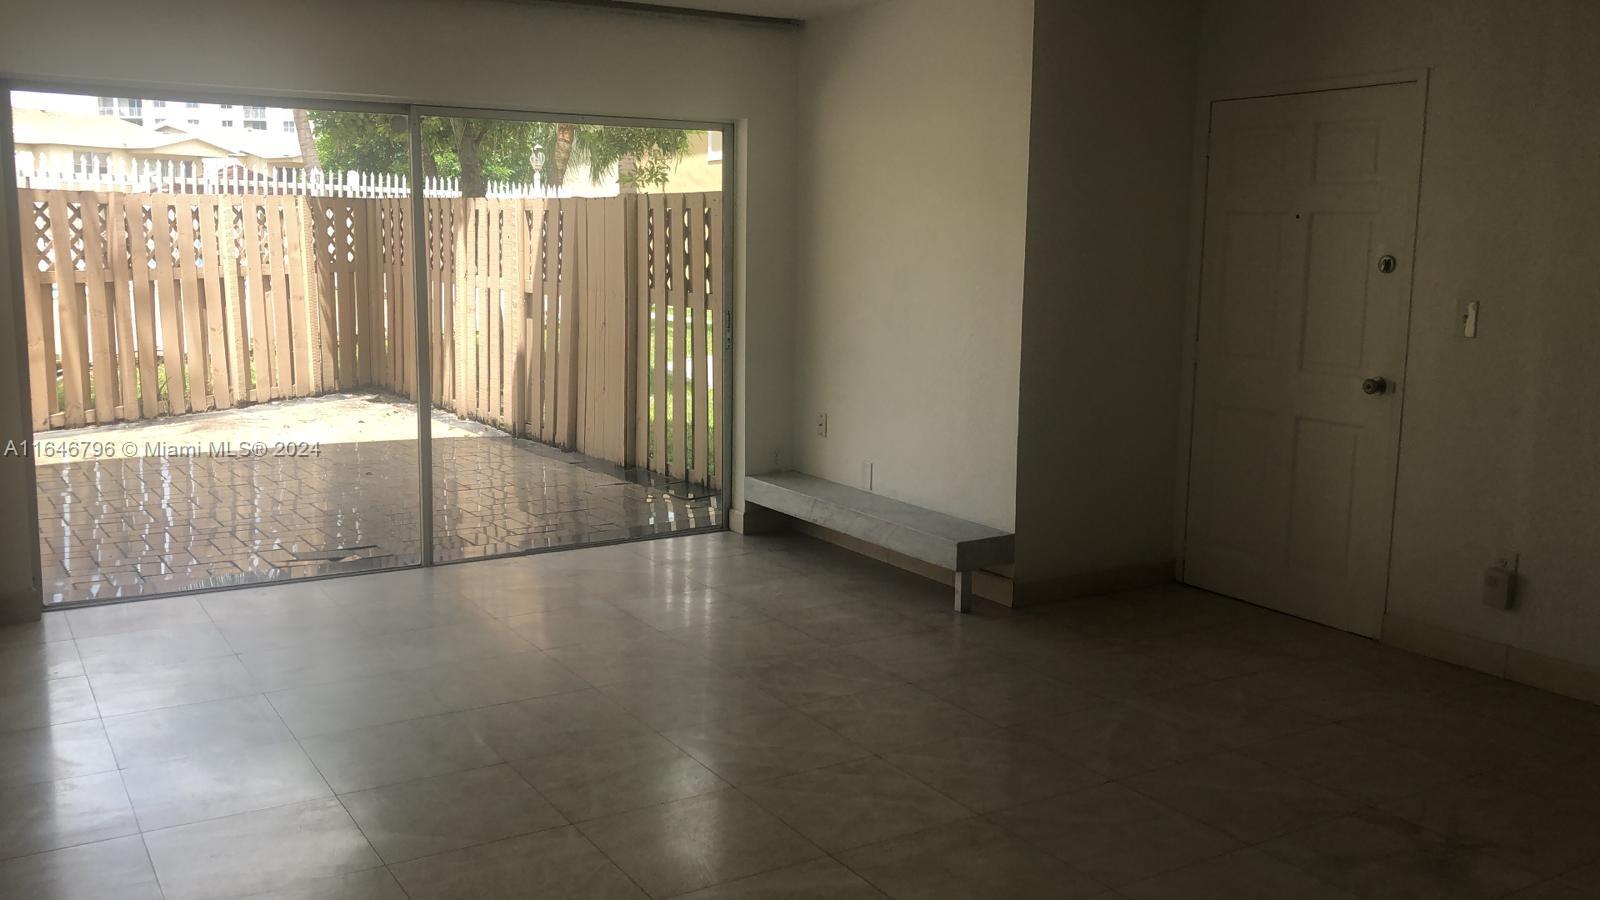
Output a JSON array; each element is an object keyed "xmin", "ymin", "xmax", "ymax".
[{"xmin": 744, "ymin": 471, "xmax": 1013, "ymax": 572}]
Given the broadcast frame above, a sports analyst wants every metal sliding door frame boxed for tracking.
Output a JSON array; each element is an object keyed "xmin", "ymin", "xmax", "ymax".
[
  {"xmin": 1, "ymin": 77, "xmax": 736, "ymax": 609},
  {"xmin": 0, "ymin": 86, "xmax": 46, "ymax": 613},
  {"xmin": 407, "ymin": 110, "xmax": 435, "ymax": 567}
]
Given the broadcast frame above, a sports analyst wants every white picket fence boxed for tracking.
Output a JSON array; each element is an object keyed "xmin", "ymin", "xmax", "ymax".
[{"xmin": 14, "ymin": 160, "xmax": 553, "ymax": 199}]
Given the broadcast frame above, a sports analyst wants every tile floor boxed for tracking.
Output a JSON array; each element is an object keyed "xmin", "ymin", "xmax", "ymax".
[
  {"xmin": 1, "ymin": 530, "xmax": 1598, "ymax": 899},
  {"xmin": 35, "ymin": 395, "xmax": 721, "ymax": 605}
]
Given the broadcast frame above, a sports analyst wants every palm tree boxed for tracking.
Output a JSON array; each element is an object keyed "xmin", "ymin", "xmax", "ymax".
[
  {"xmin": 531, "ymin": 124, "xmax": 688, "ymax": 194},
  {"xmin": 292, "ymin": 108, "xmax": 320, "ymax": 174}
]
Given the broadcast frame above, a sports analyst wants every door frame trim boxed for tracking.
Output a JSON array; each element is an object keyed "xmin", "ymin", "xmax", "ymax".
[{"xmin": 1171, "ymin": 68, "xmax": 1432, "ymax": 621}]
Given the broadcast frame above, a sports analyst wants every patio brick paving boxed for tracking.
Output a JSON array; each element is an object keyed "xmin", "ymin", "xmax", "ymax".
[{"xmin": 34, "ymin": 396, "xmax": 721, "ymax": 605}]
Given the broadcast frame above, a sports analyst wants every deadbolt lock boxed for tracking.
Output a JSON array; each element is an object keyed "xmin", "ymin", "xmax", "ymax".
[{"xmin": 1377, "ymin": 254, "xmax": 1398, "ymax": 274}]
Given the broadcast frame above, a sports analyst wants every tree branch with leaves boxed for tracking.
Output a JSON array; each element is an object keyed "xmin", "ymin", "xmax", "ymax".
[{"xmin": 304, "ymin": 112, "xmax": 689, "ymax": 197}]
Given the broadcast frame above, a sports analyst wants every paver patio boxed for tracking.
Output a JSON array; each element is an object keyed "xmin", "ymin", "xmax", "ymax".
[{"xmin": 33, "ymin": 394, "xmax": 722, "ymax": 604}]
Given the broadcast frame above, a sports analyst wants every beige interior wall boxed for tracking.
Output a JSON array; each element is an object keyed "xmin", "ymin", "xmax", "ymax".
[
  {"xmin": 1011, "ymin": 0, "xmax": 1201, "ymax": 592},
  {"xmin": 791, "ymin": 0, "xmax": 1035, "ymax": 531},
  {"xmin": 0, "ymin": 0, "xmax": 800, "ymax": 622},
  {"xmin": 1197, "ymin": 0, "xmax": 1600, "ymax": 671}
]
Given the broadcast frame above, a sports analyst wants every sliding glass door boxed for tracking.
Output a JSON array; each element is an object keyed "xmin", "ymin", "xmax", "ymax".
[
  {"xmin": 9, "ymin": 88, "xmax": 421, "ymax": 603},
  {"xmin": 416, "ymin": 111, "xmax": 728, "ymax": 565},
  {"xmin": 7, "ymin": 85, "xmax": 730, "ymax": 607}
]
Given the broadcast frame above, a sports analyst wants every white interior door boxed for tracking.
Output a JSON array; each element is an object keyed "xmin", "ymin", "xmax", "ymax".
[{"xmin": 1183, "ymin": 82, "xmax": 1423, "ymax": 637}]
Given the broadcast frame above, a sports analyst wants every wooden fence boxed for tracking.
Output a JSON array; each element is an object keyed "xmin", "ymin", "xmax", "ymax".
[
  {"xmin": 18, "ymin": 161, "xmax": 569, "ymax": 200},
  {"xmin": 16, "ymin": 188, "xmax": 724, "ymax": 488}
]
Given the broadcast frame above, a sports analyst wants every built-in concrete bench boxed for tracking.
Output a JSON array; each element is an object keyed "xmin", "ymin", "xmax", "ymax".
[{"xmin": 744, "ymin": 471, "xmax": 1014, "ymax": 613}]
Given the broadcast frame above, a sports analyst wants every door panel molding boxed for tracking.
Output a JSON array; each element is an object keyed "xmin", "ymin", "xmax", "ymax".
[{"xmin": 1175, "ymin": 74, "xmax": 1429, "ymax": 637}]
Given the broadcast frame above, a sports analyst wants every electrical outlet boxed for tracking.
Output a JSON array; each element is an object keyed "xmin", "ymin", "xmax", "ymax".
[
  {"xmin": 816, "ymin": 413, "xmax": 828, "ymax": 438},
  {"xmin": 1483, "ymin": 551, "xmax": 1519, "ymax": 610}
]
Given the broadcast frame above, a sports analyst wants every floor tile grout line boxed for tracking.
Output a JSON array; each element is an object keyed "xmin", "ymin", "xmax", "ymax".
[{"xmin": 136, "ymin": 830, "xmax": 172, "ymax": 900}]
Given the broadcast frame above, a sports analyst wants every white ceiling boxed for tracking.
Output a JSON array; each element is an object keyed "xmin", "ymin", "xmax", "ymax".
[{"xmin": 604, "ymin": 0, "xmax": 876, "ymax": 20}]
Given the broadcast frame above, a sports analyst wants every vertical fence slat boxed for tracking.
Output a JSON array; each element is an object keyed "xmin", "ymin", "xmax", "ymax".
[
  {"xmin": 608, "ymin": 197, "xmax": 630, "ymax": 465},
  {"xmin": 504, "ymin": 200, "xmax": 524, "ymax": 432},
  {"xmin": 393, "ymin": 199, "xmax": 413, "ymax": 398},
  {"xmin": 107, "ymin": 193, "xmax": 141, "ymax": 420},
  {"xmin": 631, "ymin": 195, "xmax": 648, "ymax": 467},
  {"xmin": 151, "ymin": 196, "xmax": 188, "ymax": 414},
  {"xmin": 264, "ymin": 197, "xmax": 293, "ymax": 400},
  {"xmin": 497, "ymin": 200, "xmax": 513, "ymax": 427},
  {"xmin": 459, "ymin": 201, "xmax": 474, "ymax": 417},
  {"xmin": 592, "ymin": 198, "xmax": 609, "ymax": 457},
  {"xmin": 335, "ymin": 202, "xmax": 358, "ymax": 389},
  {"xmin": 177, "ymin": 197, "xmax": 210, "ymax": 409},
  {"xmin": 467, "ymin": 201, "xmax": 484, "ymax": 419},
  {"xmin": 438, "ymin": 200, "xmax": 455, "ymax": 409},
  {"xmin": 506, "ymin": 200, "xmax": 524, "ymax": 431},
  {"xmin": 526, "ymin": 201, "xmax": 546, "ymax": 439},
  {"xmin": 706, "ymin": 192, "xmax": 724, "ymax": 489},
  {"xmin": 81, "ymin": 192, "xmax": 120, "ymax": 425},
  {"xmin": 385, "ymin": 200, "xmax": 401, "ymax": 395},
  {"xmin": 19, "ymin": 191, "xmax": 55, "ymax": 428},
  {"xmin": 243, "ymin": 197, "xmax": 270, "ymax": 403},
  {"xmin": 387, "ymin": 198, "xmax": 399, "ymax": 391},
  {"xmin": 574, "ymin": 200, "xmax": 590, "ymax": 453},
  {"xmin": 439, "ymin": 200, "xmax": 451, "ymax": 404},
  {"xmin": 689, "ymin": 193, "xmax": 709, "ymax": 487},
  {"xmin": 354, "ymin": 199, "xmax": 372, "ymax": 387},
  {"xmin": 650, "ymin": 193, "xmax": 668, "ymax": 472},
  {"xmin": 312, "ymin": 200, "xmax": 337, "ymax": 391},
  {"xmin": 516, "ymin": 202, "xmax": 532, "ymax": 436},
  {"xmin": 672, "ymin": 199, "xmax": 689, "ymax": 480},
  {"xmin": 427, "ymin": 201, "xmax": 441, "ymax": 402},
  {"xmin": 47, "ymin": 192, "xmax": 88, "ymax": 426},
  {"xmin": 541, "ymin": 200, "xmax": 560, "ymax": 443},
  {"xmin": 452, "ymin": 200, "xmax": 471, "ymax": 418},
  {"xmin": 561, "ymin": 200, "xmax": 580, "ymax": 448},
  {"xmin": 127, "ymin": 194, "xmax": 161, "ymax": 417},
  {"xmin": 219, "ymin": 199, "xmax": 248, "ymax": 405},
  {"xmin": 197, "ymin": 196, "xmax": 233, "ymax": 409},
  {"xmin": 288, "ymin": 197, "xmax": 314, "ymax": 397},
  {"xmin": 491, "ymin": 200, "xmax": 506, "ymax": 426},
  {"xmin": 482, "ymin": 202, "xmax": 499, "ymax": 424}
]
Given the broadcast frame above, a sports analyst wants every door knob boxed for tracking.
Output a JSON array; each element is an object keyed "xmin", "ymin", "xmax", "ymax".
[{"xmin": 1362, "ymin": 376, "xmax": 1389, "ymax": 395}]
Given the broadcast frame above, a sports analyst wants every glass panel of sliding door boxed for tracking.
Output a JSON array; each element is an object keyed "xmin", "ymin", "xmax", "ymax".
[
  {"xmin": 415, "ymin": 112, "xmax": 726, "ymax": 564},
  {"xmin": 10, "ymin": 88, "xmax": 420, "ymax": 603}
]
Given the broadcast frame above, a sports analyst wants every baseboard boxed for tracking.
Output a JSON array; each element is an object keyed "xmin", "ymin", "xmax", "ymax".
[
  {"xmin": 785, "ymin": 520, "xmax": 1016, "ymax": 607},
  {"xmin": 1379, "ymin": 613, "xmax": 1509, "ymax": 676},
  {"xmin": 1380, "ymin": 612, "xmax": 1600, "ymax": 706},
  {"xmin": 1011, "ymin": 562, "xmax": 1174, "ymax": 607},
  {"xmin": 1506, "ymin": 646, "xmax": 1600, "ymax": 707}
]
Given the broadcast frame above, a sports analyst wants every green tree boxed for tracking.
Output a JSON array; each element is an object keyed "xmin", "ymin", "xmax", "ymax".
[
  {"xmin": 533, "ymin": 123, "xmax": 691, "ymax": 193},
  {"xmin": 305, "ymin": 112, "xmax": 689, "ymax": 198}
]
